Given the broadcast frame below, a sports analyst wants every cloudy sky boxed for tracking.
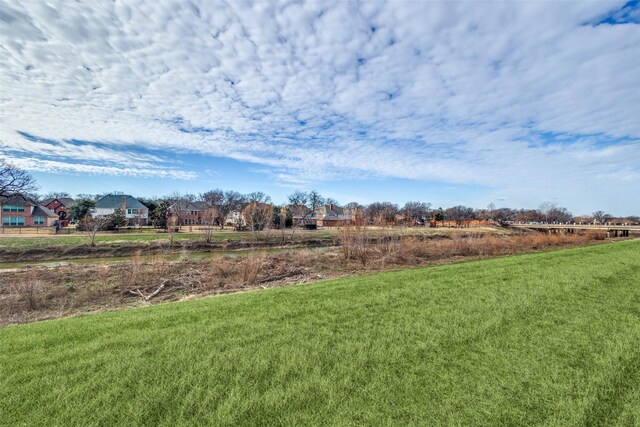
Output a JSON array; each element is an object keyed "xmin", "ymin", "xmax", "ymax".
[{"xmin": 1, "ymin": 1, "xmax": 639, "ymax": 214}]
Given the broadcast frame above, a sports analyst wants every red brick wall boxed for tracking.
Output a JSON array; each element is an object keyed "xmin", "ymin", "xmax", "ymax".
[
  {"xmin": 45, "ymin": 200, "xmax": 66, "ymax": 215},
  {"xmin": 1, "ymin": 207, "xmax": 36, "ymax": 226},
  {"xmin": 1, "ymin": 206, "xmax": 56, "ymax": 227}
]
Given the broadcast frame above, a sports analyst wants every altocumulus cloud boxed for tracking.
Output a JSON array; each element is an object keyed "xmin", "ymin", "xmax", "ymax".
[{"xmin": 0, "ymin": 1, "xmax": 639, "ymax": 211}]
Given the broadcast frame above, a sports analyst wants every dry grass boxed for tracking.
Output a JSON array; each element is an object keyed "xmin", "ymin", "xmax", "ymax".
[
  {"xmin": 340, "ymin": 226, "xmax": 608, "ymax": 268},
  {"xmin": 0, "ymin": 230, "xmax": 619, "ymax": 325}
]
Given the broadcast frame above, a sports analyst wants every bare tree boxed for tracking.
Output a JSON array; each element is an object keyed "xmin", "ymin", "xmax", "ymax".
[
  {"xmin": 445, "ymin": 205, "xmax": 476, "ymax": 228},
  {"xmin": 201, "ymin": 207, "xmax": 218, "ymax": 243},
  {"xmin": 41, "ymin": 191, "xmax": 71, "ymax": 201},
  {"xmin": 168, "ymin": 193, "xmax": 195, "ymax": 229},
  {"xmin": 366, "ymin": 202, "xmax": 398, "ymax": 226},
  {"xmin": 308, "ymin": 190, "xmax": 325, "ymax": 212},
  {"xmin": 492, "ymin": 207, "xmax": 516, "ymax": 226},
  {"xmin": 246, "ymin": 191, "xmax": 271, "ymax": 204},
  {"xmin": 242, "ymin": 201, "xmax": 274, "ymax": 239},
  {"xmin": 83, "ymin": 214, "xmax": 109, "ymax": 247},
  {"xmin": 592, "ymin": 211, "xmax": 612, "ymax": 225},
  {"xmin": 539, "ymin": 202, "xmax": 572, "ymax": 224},
  {"xmin": 202, "ymin": 189, "xmax": 245, "ymax": 229},
  {"xmin": 166, "ymin": 215, "xmax": 178, "ymax": 245},
  {"xmin": 401, "ymin": 201, "xmax": 431, "ymax": 226},
  {"xmin": 288, "ymin": 191, "xmax": 310, "ymax": 226},
  {"xmin": 0, "ymin": 161, "xmax": 37, "ymax": 195},
  {"xmin": 326, "ymin": 197, "xmax": 340, "ymax": 207}
]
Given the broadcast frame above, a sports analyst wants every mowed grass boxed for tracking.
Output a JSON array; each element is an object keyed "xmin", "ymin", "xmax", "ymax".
[{"xmin": 1, "ymin": 240, "xmax": 639, "ymax": 425}]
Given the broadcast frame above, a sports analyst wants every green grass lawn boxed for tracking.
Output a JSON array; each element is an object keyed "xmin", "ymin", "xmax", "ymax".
[{"xmin": 1, "ymin": 240, "xmax": 639, "ymax": 425}]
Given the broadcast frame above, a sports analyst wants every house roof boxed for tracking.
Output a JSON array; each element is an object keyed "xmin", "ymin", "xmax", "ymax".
[
  {"xmin": 169, "ymin": 201, "xmax": 211, "ymax": 212},
  {"xmin": 0, "ymin": 192, "xmax": 37, "ymax": 206},
  {"xmin": 95, "ymin": 194, "xmax": 146, "ymax": 210},
  {"xmin": 321, "ymin": 214, "xmax": 341, "ymax": 221},
  {"xmin": 315, "ymin": 204, "xmax": 351, "ymax": 220},
  {"xmin": 43, "ymin": 197, "xmax": 75, "ymax": 207},
  {"xmin": 189, "ymin": 201, "xmax": 211, "ymax": 211},
  {"xmin": 32, "ymin": 205, "xmax": 58, "ymax": 218}
]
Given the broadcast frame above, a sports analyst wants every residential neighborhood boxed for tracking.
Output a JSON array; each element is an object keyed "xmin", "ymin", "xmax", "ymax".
[
  {"xmin": 1, "ymin": 188, "xmax": 638, "ymax": 234},
  {"xmin": 2, "ymin": 2, "xmax": 640, "ymax": 425}
]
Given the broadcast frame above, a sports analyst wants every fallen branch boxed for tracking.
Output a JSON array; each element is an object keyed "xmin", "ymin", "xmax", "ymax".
[
  {"xmin": 144, "ymin": 282, "xmax": 167, "ymax": 301},
  {"xmin": 127, "ymin": 289, "xmax": 145, "ymax": 298}
]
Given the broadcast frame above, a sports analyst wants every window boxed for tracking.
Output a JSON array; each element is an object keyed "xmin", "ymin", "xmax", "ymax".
[
  {"xmin": 127, "ymin": 208, "xmax": 140, "ymax": 215},
  {"xmin": 2, "ymin": 217, "xmax": 24, "ymax": 226},
  {"xmin": 2, "ymin": 205, "xmax": 25, "ymax": 212},
  {"xmin": 34, "ymin": 216, "xmax": 45, "ymax": 225}
]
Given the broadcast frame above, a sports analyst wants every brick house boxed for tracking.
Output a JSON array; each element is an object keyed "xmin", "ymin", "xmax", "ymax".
[
  {"xmin": 0, "ymin": 193, "xmax": 58, "ymax": 227},
  {"xmin": 43, "ymin": 197, "xmax": 74, "ymax": 223},
  {"xmin": 169, "ymin": 201, "xmax": 214, "ymax": 226},
  {"xmin": 314, "ymin": 204, "xmax": 354, "ymax": 227},
  {"xmin": 94, "ymin": 194, "xmax": 149, "ymax": 225}
]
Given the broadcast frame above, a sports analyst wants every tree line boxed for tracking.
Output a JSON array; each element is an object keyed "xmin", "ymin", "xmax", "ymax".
[
  {"xmin": 62, "ymin": 190, "xmax": 638, "ymax": 229},
  {"xmin": 2, "ymin": 161, "xmax": 637, "ymax": 230}
]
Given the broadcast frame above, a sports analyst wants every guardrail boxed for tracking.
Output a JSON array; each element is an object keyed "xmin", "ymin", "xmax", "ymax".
[{"xmin": 509, "ymin": 223, "xmax": 640, "ymax": 237}]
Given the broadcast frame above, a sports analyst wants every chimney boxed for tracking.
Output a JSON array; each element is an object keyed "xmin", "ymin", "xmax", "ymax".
[{"xmin": 121, "ymin": 196, "xmax": 127, "ymax": 214}]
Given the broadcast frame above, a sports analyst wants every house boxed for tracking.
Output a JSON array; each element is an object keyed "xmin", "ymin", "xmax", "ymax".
[
  {"xmin": 43, "ymin": 197, "xmax": 75, "ymax": 223},
  {"xmin": 226, "ymin": 210, "xmax": 245, "ymax": 228},
  {"xmin": 94, "ymin": 194, "xmax": 148, "ymax": 225},
  {"xmin": 241, "ymin": 202, "xmax": 274, "ymax": 231},
  {"xmin": 0, "ymin": 193, "xmax": 58, "ymax": 227},
  {"xmin": 169, "ymin": 201, "xmax": 213, "ymax": 226},
  {"xmin": 314, "ymin": 204, "xmax": 353, "ymax": 227}
]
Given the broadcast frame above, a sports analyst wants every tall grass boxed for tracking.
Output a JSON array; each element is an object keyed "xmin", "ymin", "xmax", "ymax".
[{"xmin": 339, "ymin": 225, "xmax": 607, "ymax": 267}]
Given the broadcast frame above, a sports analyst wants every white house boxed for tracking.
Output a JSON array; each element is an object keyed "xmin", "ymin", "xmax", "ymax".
[{"xmin": 94, "ymin": 194, "xmax": 149, "ymax": 225}]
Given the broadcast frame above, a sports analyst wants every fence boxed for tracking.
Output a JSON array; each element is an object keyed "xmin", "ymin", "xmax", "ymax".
[
  {"xmin": 0, "ymin": 226, "xmax": 79, "ymax": 235},
  {"xmin": 0, "ymin": 226, "xmax": 172, "ymax": 236}
]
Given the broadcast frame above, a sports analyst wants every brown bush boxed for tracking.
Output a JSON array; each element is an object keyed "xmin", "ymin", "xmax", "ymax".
[{"xmin": 12, "ymin": 279, "xmax": 44, "ymax": 311}]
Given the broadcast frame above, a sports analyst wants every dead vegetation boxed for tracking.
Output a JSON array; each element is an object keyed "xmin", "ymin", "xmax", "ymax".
[{"xmin": 0, "ymin": 229, "xmax": 616, "ymax": 325}]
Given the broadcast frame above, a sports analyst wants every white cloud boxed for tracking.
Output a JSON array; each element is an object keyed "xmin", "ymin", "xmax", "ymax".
[
  {"xmin": 8, "ymin": 157, "xmax": 195, "ymax": 180},
  {"xmin": 0, "ymin": 0, "xmax": 639, "ymax": 212}
]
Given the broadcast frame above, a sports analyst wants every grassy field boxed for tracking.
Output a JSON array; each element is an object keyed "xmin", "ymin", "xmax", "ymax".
[
  {"xmin": 0, "ymin": 231, "xmax": 246, "ymax": 249},
  {"xmin": 0, "ymin": 230, "xmax": 342, "ymax": 249},
  {"xmin": 0, "ymin": 227, "xmax": 491, "ymax": 250},
  {"xmin": 1, "ymin": 240, "xmax": 639, "ymax": 425}
]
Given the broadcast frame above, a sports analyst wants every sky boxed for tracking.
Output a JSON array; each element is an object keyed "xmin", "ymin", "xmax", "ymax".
[{"xmin": 1, "ymin": 1, "xmax": 639, "ymax": 215}]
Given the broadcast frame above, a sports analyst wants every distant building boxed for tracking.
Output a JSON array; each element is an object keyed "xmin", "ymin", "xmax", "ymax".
[
  {"xmin": 94, "ymin": 194, "xmax": 148, "ymax": 225},
  {"xmin": 314, "ymin": 204, "xmax": 355, "ymax": 227},
  {"xmin": 0, "ymin": 193, "xmax": 58, "ymax": 227},
  {"xmin": 296, "ymin": 204, "xmax": 364, "ymax": 229},
  {"xmin": 43, "ymin": 197, "xmax": 75, "ymax": 223},
  {"xmin": 226, "ymin": 211, "xmax": 245, "ymax": 228},
  {"xmin": 169, "ymin": 201, "xmax": 213, "ymax": 225},
  {"xmin": 241, "ymin": 202, "xmax": 274, "ymax": 231}
]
